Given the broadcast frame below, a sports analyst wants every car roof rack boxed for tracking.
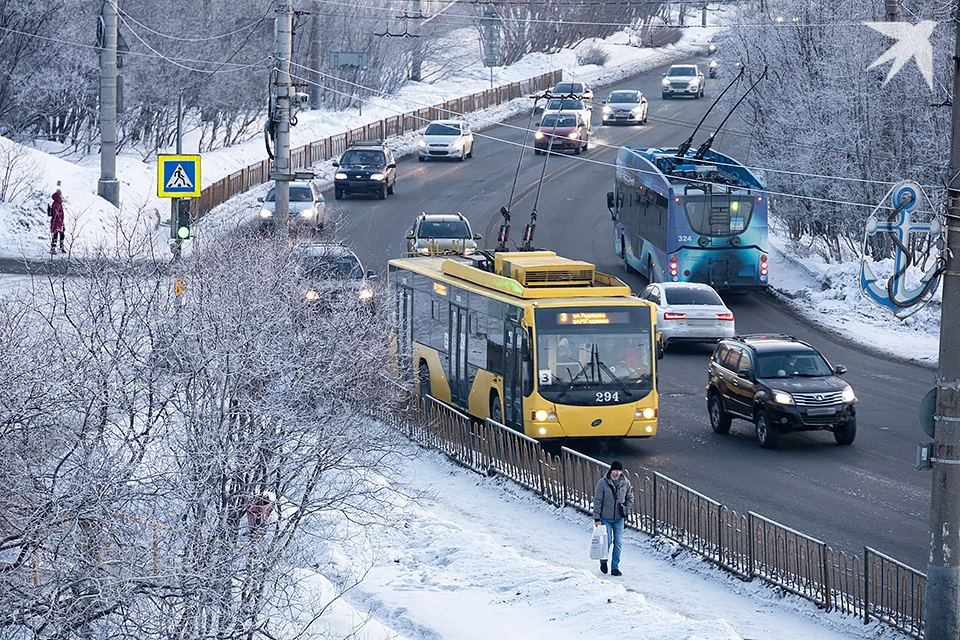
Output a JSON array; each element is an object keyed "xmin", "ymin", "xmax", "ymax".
[
  {"xmin": 347, "ymin": 139, "xmax": 386, "ymax": 148},
  {"xmin": 732, "ymin": 333, "xmax": 798, "ymax": 342}
]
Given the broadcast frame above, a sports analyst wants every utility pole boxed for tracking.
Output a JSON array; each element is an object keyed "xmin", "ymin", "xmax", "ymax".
[
  {"xmin": 171, "ymin": 93, "xmax": 183, "ymax": 260},
  {"xmin": 885, "ymin": 0, "xmax": 899, "ymax": 21},
  {"xmin": 702, "ymin": 5, "xmax": 707, "ymax": 27},
  {"xmin": 925, "ymin": 1, "xmax": 960, "ymax": 634},
  {"xmin": 272, "ymin": 0, "xmax": 294, "ymax": 231},
  {"xmin": 308, "ymin": 13, "xmax": 322, "ymax": 108},
  {"xmin": 97, "ymin": 0, "xmax": 120, "ymax": 208},
  {"xmin": 410, "ymin": 0, "xmax": 425, "ymax": 82}
]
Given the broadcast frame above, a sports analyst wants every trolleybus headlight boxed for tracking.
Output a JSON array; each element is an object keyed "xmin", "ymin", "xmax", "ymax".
[
  {"xmin": 773, "ymin": 390, "xmax": 795, "ymax": 405},
  {"xmin": 644, "ymin": 425, "xmax": 654, "ymax": 433},
  {"xmin": 730, "ymin": 235, "xmax": 741, "ymax": 247},
  {"xmin": 636, "ymin": 407, "xmax": 656, "ymax": 420},
  {"xmin": 535, "ymin": 410, "xmax": 548, "ymax": 421},
  {"xmin": 538, "ymin": 427, "xmax": 547, "ymax": 435},
  {"xmin": 842, "ymin": 385, "xmax": 856, "ymax": 403}
]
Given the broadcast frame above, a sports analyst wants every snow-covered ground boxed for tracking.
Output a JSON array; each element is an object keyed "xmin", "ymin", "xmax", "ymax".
[{"xmin": 285, "ymin": 441, "xmax": 900, "ymax": 640}]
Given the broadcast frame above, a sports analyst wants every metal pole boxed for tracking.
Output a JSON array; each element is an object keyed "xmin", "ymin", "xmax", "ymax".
[
  {"xmin": 98, "ymin": 1, "xmax": 120, "ymax": 207},
  {"xmin": 702, "ymin": 5, "xmax": 707, "ymax": 27},
  {"xmin": 309, "ymin": 13, "xmax": 322, "ymax": 109},
  {"xmin": 924, "ymin": 2, "xmax": 960, "ymax": 634},
  {"xmin": 885, "ymin": 0, "xmax": 900, "ymax": 21},
  {"xmin": 273, "ymin": 0, "xmax": 294, "ymax": 231},
  {"xmin": 172, "ymin": 93, "xmax": 183, "ymax": 259}
]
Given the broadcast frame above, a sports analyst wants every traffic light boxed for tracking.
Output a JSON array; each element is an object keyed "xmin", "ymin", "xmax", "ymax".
[{"xmin": 176, "ymin": 199, "xmax": 191, "ymax": 240}]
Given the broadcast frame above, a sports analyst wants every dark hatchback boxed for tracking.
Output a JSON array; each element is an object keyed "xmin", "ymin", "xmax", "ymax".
[{"xmin": 706, "ymin": 335, "xmax": 857, "ymax": 448}]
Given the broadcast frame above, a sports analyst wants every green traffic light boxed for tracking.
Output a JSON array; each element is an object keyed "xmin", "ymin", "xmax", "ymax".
[{"xmin": 177, "ymin": 226, "xmax": 191, "ymax": 239}]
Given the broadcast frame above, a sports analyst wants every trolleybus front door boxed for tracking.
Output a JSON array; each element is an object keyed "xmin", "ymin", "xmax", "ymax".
[
  {"xmin": 450, "ymin": 305, "xmax": 469, "ymax": 407},
  {"xmin": 502, "ymin": 322, "xmax": 524, "ymax": 431}
]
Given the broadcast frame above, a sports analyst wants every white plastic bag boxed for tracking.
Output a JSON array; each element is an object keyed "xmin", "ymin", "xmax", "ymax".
[{"xmin": 589, "ymin": 524, "xmax": 608, "ymax": 560}]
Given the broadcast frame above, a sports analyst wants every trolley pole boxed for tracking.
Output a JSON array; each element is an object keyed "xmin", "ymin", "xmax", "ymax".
[
  {"xmin": 97, "ymin": 0, "xmax": 120, "ymax": 207},
  {"xmin": 924, "ymin": 2, "xmax": 960, "ymax": 634},
  {"xmin": 272, "ymin": 0, "xmax": 294, "ymax": 231}
]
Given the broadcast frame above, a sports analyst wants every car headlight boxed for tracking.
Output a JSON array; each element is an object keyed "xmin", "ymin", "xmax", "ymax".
[
  {"xmin": 299, "ymin": 208, "xmax": 313, "ymax": 218},
  {"xmin": 709, "ymin": 44, "xmax": 717, "ymax": 53},
  {"xmin": 689, "ymin": 80, "xmax": 699, "ymax": 87},
  {"xmin": 371, "ymin": 173, "xmax": 385, "ymax": 181},
  {"xmin": 568, "ymin": 131, "xmax": 579, "ymax": 139},
  {"xmin": 710, "ymin": 60, "xmax": 719, "ymax": 68},
  {"xmin": 842, "ymin": 385, "xmax": 856, "ymax": 403},
  {"xmin": 772, "ymin": 390, "xmax": 794, "ymax": 405},
  {"xmin": 304, "ymin": 289, "xmax": 319, "ymax": 301},
  {"xmin": 334, "ymin": 172, "xmax": 347, "ymax": 180},
  {"xmin": 631, "ymin": 106, "xmax": 644, "ymax": 114},
  {"xmin": 602, "ymin": 105, "xmax": 612, "ymax": 114},
  {"xmin": 534, "ymin": 131, "xmax": 544, "ymax": 140},
  {"xmin": 259, "ymin": 208, "xmax": 273, "ymax": 219},
  {"xmin": 451, "ymin": 138, "xmax": 464, "ymax": 148},
  {"xmin": 418, "ymin": 139, "xmax": 427, "ymax": 148},
  {"xmin": 662, "ymin": 78, "xmax": 671, "ymax": 86},
  {"xmin": 358, "ymin": 288, "xmax": 374, "ymax": 301}
]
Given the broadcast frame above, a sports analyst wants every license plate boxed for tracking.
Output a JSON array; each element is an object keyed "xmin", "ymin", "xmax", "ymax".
[{"xmin": 807, "ymin": 407, "xmax": 837, "ymax": 416}]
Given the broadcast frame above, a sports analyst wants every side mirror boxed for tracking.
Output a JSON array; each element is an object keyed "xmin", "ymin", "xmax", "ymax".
[
  {"xmin": 661, "ymin": 72, "xmax": 667, "ymax": 77},
  {"xmin": 366, "ymin": 269, "xmax": 376, "ymax": 278},
  {"xmin": 641, "ymin": 97, "xmax": 647, "ymax": 103},
  {"xmin": 738, "ymin": 369, "xmax": 753, "ymax": 381},
  {"xmin": 405, "ymin": 233, "xmax": 414, "ymax": 240},
  {"xmin": 601, "ymin": 100, "xmax": 607, "ymax": 105},
  {"xmin": 473, "ymin": 233, "xmax": 483, "ymax": 240},
  {"xmin": 257, "ymin": 197, "xmax": 264, "ymax": 203},
  {"xmin": 332, "ymin": 161, "xmax": 339, "ymax": 167},
  {"xmin": 834, "ymin": 365, "xmax": 847, "ymax": 375},
  {"xmin": 387, "ymin": 162, "xmax": 397, "ymax": 169}
]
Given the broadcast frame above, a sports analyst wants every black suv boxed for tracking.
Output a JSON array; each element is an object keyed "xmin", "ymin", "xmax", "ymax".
[
  {"xmin": 332, "ymin": 141, "xmax": 397, "ymax": 200},
  {"xmin": 706, "ymin": 334, "xmax": 857, "ymax": 448}
]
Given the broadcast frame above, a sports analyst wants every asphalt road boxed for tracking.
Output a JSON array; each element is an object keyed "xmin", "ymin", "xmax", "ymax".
[{"xmin": 323, "ymin": 59, "xmax": 935, "ymax": 570}]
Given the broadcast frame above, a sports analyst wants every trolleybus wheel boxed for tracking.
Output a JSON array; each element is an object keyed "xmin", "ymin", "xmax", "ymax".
[
  {"xmin": 418, "ymin": 362, "xmax": 431, "ymax": 399},
  {"xmin": 490, "ymin": 394, "xmax": 503, "ymax": 424},
  {"xmin": 620, "ymin": 237, "xmax": 635, "ymax": 274}
]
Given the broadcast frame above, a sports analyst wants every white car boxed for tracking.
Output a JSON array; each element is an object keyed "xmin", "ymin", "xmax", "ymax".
[
  {"xmin": 601, "ymin": 90, "xmax": 648, "ymax": 125},
  {"xmin": 257, "ymin": 181, "xmax": 325, "ymax": 231},
  {"xmin": 661, "ymin": 64, "xmax": 705, "ymax": 99},
  {"xmin": 551, "ymin": 81, "xmax": 593, "ymax": 102},
  {"xmin": 637, "ymin": 282, "xmax": 735, "ymax": 349},
  {"xmin": 406, "ymin": 212, "xmax": 481, "ymax": 256},
  {"xmin": 417, "ymin": 120, "xmax": 474, "ymax": 162},
  {"xmin": 541, "ymin": 97, "xmax": 592, "ymax": 132}
]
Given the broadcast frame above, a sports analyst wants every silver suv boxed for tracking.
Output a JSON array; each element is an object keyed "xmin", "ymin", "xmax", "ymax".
[
  {"xmin": 406, "ymin": 213, "xmax": 481, "ymax": 256},
  {"xmin": 661, "ymin": 64, "xmax": 705, "ymax": 99},
  {"xmin": 258, "ymin": 181, "xmax": 325, "ymax": 231}
]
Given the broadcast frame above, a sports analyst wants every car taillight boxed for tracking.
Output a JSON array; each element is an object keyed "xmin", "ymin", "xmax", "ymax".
[
  {"xmin": 663, "ymin": 312, "xmax": 686, "ymax": 320},
  {"xmin": 716, "ymin": 312, "xmax": 734, "ymax": 321}
]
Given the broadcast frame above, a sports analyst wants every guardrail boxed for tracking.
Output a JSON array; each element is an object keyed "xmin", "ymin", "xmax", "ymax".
[
  {"xmin": 195, "ymin": 70, "xmax": 563, "ymax": 216},
  {"xmin": 379, "ymin": 393, "xmax": 927, "ymax": 638}
]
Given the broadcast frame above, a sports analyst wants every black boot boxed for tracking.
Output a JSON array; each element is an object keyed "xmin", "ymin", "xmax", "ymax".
[{"xmin": 600, "ymin": 560, "xmax": 608, "ymax": 574}]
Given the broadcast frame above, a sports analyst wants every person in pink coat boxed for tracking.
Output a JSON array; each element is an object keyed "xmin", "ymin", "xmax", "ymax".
[{"xmin": 49, "ymin": 189, "xmax": 65, "ymax": 253}]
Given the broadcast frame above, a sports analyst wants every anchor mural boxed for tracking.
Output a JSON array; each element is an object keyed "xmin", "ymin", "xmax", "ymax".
[{"xmin": 859, "ymin": 181, "xmax": 944, "ymax": 317}]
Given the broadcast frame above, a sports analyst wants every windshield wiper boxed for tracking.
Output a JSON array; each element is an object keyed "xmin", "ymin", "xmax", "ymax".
[
  {"xmin": 558, "ymin": 361, "xmax": 590, "ymax": 399},
  {"xmin": 591, "ymin": 345, "xmax": 633, "ymax": 397}
]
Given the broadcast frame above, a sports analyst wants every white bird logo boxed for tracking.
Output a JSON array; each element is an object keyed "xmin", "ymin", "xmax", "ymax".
[{"xmin": 865, "ymin": 20, "xmax": 937, "ymax": 89}]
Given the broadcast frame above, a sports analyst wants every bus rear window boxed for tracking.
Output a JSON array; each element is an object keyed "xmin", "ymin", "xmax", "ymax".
[{"xmin": 683, "ymin": 195, "xmax": 754, "ymax": 237}]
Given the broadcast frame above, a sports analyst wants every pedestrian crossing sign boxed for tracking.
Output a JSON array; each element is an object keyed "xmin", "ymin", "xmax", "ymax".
[{"xmin": 158, "ymin": 154, "xmax": 201, "ymax": 198}]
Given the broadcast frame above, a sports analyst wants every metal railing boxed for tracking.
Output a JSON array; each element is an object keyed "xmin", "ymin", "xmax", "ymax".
[
  {"xmin": 379, "ymin": 393, "xmax": 928, "ymax": 637},
  {"xmin": 195, "ymin": 70, "xmax": 563, "ymax": 216}
]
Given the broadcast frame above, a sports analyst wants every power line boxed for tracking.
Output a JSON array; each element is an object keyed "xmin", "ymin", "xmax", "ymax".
[
  {"xmin": 288, "ymin": 62, "xmax": 943, "ymax": 194},
  {"xmin": 286, "ymin": 68, "xmax": 939, "ymax": 214},
  {"xmin": 114, "ymin": 7, "xmax": 267, "ymax": 43}
]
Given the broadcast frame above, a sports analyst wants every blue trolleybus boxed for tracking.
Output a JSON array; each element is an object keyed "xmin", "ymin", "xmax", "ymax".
[{"xmin": 607, "ymin": 146, "xmax": 769, "ymax": 289}]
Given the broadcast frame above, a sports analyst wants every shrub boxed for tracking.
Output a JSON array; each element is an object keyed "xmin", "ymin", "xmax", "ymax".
[{"xmin": 576, "ymin": 45, "xmax": 610, "ymax": 67}]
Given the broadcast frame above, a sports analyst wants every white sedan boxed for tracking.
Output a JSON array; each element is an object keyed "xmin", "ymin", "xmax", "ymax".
[
  {"xmin": 637, "ymin": 282, "xmax": 735, "ymax": 350},
  {"xmin": 417, "ymin": 120, "xmax": 474, "ymax": 161}
]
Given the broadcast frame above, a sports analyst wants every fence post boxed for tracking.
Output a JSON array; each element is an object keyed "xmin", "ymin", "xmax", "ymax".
[
  {"xmin": 717, "ymin": 506, "xmax": 724, "ymax": 570},
  {"xmin": 748, "ymin": 512, "xmax": 756, "ymax": 579},
  {"xmin": 864, "ymin": 546, "xmax": 871, "ymax": 625},
  {"xmin": 823, "ymin": 547, "xmax": 832, "ymax": 611},
  {"xmin": 561, "ymin": 449, "xmax": 568, "ymax": 508},
  {"xmin": 652, "ymin": 472, "xmax": 659, "ymax": 536}
]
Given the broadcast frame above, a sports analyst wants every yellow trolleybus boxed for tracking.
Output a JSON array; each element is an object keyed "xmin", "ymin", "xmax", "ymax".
[{"xmin": 388, "ymin": 250, "xmax": 659, "ymax": 440}]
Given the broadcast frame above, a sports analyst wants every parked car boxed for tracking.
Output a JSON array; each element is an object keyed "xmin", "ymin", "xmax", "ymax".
[
  {"xmin": 406, "ymin": 212, "xmax": 481, "ymax": 255},
  {"xmin": 541, "ymin": 97, "xmax": 592, "ymax": 131},
  {"xmin": 637, "ymin": 282, "xmax": 734, "ymax": 349},
  {"xmin": 257, "ymin": 181, "xmax": 325, "ymax": 231},
  {"xmin": 706, "ymin": 334, "xmax": 857, "ymax": 448},
  {"xmin": 551, "ymin": 81, "xmax": 593, "ymax": 102},
  {"xmin": 417, "ymin": 119, "xmax": 474, "ymax": 162},
  {"xmin": 332, "ymin": 140, "xmax": 397, "ymax": 200},
  {"xmin": 662, "ymin": 64, "xmax": 705, "ymax": 99},
  {"xmin": 601, "ymin": 90, "xmax": 648, "ymax": 125},
  {"xmin": 294, "ymin": 243, "xmax": 375, "ymax": 310},
  {"xmin": 533, "ymin": 112, "xmax": 589, "ymax": 155}
]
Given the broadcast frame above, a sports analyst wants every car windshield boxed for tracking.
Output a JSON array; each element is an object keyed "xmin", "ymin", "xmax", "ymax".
[
  {"xmin": 756, "ymin": 350, "xmax": 834, "ymax": 379},
  {"xmin": 545, "ymin": 98, "xmax": 584, "ymax": 111},
  {"xmin": 425, "ymin": 123, "xmax": 461, "ymax": 136},
  {"xmin": 668, "ymin": 67, "xmax": 697, "ymax": 77},
  {"xmin": 265, "ymin": 186, "xmax": 314, "ymax": 202},
  {"xmin": 418, "ymin": 220, "xmax": 470, "ymax": 239},
  {"xmin": 340, "ymin": 150, "xmax": 385, "ymax": 167},
  {"xmin": 683, "ymin": 195, "xmax": 755, "ymax": 237},
  {"xmin": 299, "ymin": 255, "xmax": 364, "ymax": 280},
  {"xmin": 540, "ymin": 115, "xmax": 577, "ymax": 128},
  {"xmin": 553, "ymin": 83, "xmax": 582, "ymax": 94},
  {"xmin": 664, "ymin": 287, "xmax": 723, "ymax": 306},
  {"xmin": 608, "ymin": 91, "xmax": 640, "ymax": 103}
]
